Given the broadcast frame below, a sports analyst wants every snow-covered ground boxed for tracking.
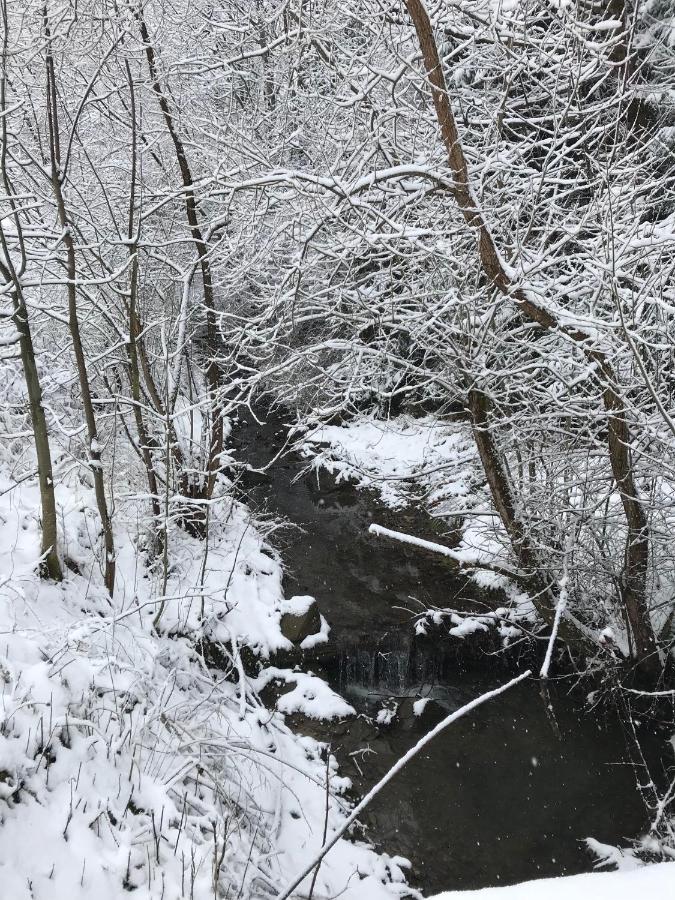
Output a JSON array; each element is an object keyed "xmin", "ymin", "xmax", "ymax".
[
  {"xmin": 3, "ymin": 404, "xmax": 673, "ymax": 900},
  {"xmin": 431, "ymin": 861, "xmax": 675, "ymax": 899},
  {"xmin": 299, "ymin": 414, "xmax": 477, "ymax": 512},
  {"xmin": 0, "ymin": 454, "xmax": 410, "ymax": 899}
]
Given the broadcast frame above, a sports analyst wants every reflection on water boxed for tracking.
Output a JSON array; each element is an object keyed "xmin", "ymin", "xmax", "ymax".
[{"xmin": 231, "ymin": 412, "xmax": 671, "ymax": 895}]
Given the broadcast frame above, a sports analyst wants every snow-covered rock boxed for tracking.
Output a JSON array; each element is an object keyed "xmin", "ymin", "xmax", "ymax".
[{"xmin": 280, "ymin": 594, "xmax": 323, "ymax": 644}]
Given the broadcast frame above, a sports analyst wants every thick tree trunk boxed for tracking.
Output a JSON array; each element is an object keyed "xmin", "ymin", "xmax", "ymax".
[{"xmin": 404, "ymin": 0, "xmax": 658, "ymax": 672}]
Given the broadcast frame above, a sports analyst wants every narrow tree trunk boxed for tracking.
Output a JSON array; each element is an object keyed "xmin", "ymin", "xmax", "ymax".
[
  {"xmin": 11, "ymin": 287, "xmax": 62, "ymax": 580},
  {"xmin": 0, "ymin": 1, "xmax": 61, "ymax": 581},
  {"xmin": 44, "ymin": 10, "xmax": 115, "ymax": 595},
  {"xmin": 404, "ymin": 0, "xmax": 658, "ymax": 672},
  {"xmin": 136, "ymin": 6, "xmax": 223, "ymax": 511},
  {"xmin": 127, "ymin": 256, "xmax": 162, "ymax": 526},
  {"xmin": 124, "ymin": 61, "xmax": 161, "ymax": 528}
]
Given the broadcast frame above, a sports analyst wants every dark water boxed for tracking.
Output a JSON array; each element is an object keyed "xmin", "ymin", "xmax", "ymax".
[{"xmin": 231, "ymin": 410, "xmax": 673, "ymax": 895}]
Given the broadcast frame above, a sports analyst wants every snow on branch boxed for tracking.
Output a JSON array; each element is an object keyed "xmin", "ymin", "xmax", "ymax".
[
  {"xmin": 368, "ymin": 522, "xmax": 524, "ymax": 582},
  {"xmin": 276, "ymin": 669, "xmax": 532, "ymax": 900}
]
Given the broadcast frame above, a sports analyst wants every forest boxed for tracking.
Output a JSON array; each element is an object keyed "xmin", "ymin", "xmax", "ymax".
[{"xmin": 1, "ymin": 0, "xmax": 675, "ymax": 897}]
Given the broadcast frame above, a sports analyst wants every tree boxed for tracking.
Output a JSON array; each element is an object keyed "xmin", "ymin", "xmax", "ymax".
[
  {"xmin": 220, "ymin": 0, "xmax": 675, "ymax": 678},
  {"xmin": 0, "ymin": 0, "xmax": 61, "ymax": 580},
  {"xmin": 42, "ymin": 5, "xmax": 116, "ymax": 594}
]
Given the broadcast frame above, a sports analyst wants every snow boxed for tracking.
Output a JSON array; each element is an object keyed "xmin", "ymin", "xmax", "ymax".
[
  {"xmin": 430, "ymin": 861, "xmax": 675, "ymax": 899},
  {"xmin": 300, "ymin": 613, "xmax": 331, "ymax": 649},
  {"xmin": 253, "ymin": 666, "xmax": 355, "ymax": 720},
  {"xmin": 280, "ymin": 593, "xmax": 316, "ymax": 617},
  {"xmin": 412, "ymin": 697, "xmax": 430, "ymax": 717},
  {"xmin": 377, "ymin": 703, "xmax": 398, "ymax": 725},
  {"xmin": 0, "ymin": 456, "xmax": 408, "ymax": 900},
  {"xmin": 447, "ymin": 614, "xmax": 491, "ymax": 638},
  {"xmin": 300, "ymin": 414, "xmax": 476, "ymax": 511}
]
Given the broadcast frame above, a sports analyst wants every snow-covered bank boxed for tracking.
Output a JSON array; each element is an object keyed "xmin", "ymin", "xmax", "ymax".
[
  {"xmin": 0, "ymin": 460, "xmax": 410, "ymax": 899},
  {"xmin": 300, "ymin": 414, "xmax": 477, "ymax": 512},
  {"xmin": 430, "ymin": 861, "xmax": 675, "ymax": 899},
  {"xmin": 299, "ymin": 411, "xmax": 675, "ymax": 887},
  {"xmin": 300, "ymin": 413, "xmax": 535, "ymax": 634},
  {"xmin": 298, "ymin": 414, "xmax": 517, "ymax": 578}
]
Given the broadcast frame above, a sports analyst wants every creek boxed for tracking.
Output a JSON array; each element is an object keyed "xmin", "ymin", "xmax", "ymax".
[{"xmin": 231, "ymin": 410, "xmax": 672, "ymax": 896}]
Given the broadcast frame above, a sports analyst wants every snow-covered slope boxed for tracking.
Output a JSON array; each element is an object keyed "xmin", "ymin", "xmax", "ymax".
[
  {"xmin": 0, "ymin": 464, "xmax": 410, "ymax": 899},
  {"xmin": 300, "ymin": 414, "xmax": 476, "ymax": 511}
]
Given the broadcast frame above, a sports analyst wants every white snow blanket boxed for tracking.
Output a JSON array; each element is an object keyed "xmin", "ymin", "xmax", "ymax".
[
  {"xmin": 300, "ymin": 414, "xmax": 476, "ymax": 510},
  {"xmin": 431, "ymin": 862, "xmax": 675, "ymax": 899},
  {"xmin": 0, "ymin": 460, "xmax": 409, "ymax": 900}
]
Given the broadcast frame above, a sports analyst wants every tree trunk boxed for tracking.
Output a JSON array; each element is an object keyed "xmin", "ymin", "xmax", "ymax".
[
  {"xmin": 403, "ymin": 0, "xmax": 658, "ymax": 672},
  {"xmin": 11, "ymin": 287, "xmax": 63, "ymax": 581},
  {"xmin": 124, "ymin": 61, "xmax": 161, "ymax": 529},
  {"xmin": 0, "ymin": 4, "xmax": 61, "ymax": 581},
  {"xmin": 44, "ymin": 9, "xmax": 115, "ymax": 595},
  {"xmin": 136, "ymin": 6, "xmax": 223, "ymax": 511}
]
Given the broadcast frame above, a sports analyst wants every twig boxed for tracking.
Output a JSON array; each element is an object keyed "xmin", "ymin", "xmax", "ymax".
[{"xmin": 307, "ymin": 750, "xmax": 331, "ymax": 900}]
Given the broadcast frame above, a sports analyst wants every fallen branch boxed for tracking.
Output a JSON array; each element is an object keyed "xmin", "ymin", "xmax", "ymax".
[
  {"xmin": 369, "ymin": 522, "xmax": 597, "ymax": 654},
  {"xmin": 275, "ymin": 669, "xmax": 532, "ymax": 900},
  {"xmin": 540, "ymin": 581, "xmax": 568, "ymax": 679},
  {"xmin": 369, "ymin": 522, "xmax": 525, "ymax": 582}
]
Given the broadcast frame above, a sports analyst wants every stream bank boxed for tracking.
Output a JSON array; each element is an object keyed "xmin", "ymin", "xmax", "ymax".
[{"xmin": 230, "ymin": 408, "xmax": 672, "ymax": 896}]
